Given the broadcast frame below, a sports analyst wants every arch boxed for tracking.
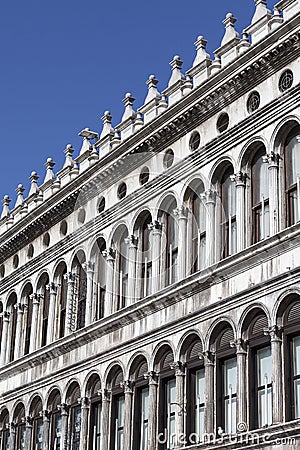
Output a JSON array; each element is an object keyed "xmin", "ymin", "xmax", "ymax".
[
  {"xmin": 209, "ymin": 156, "xmax": 236, "ymax": 186},
  {"xmin": 131, "ymin": 207, "xmax": 153, "ymax": 233},
  {"xmin": 46, "ymin": 386, "xmax": 62, "ymax": 409},
  {"xmin": 12, "ymin": 401, "xmax": 25, "ymax": 421},
  {"xmin": 157, "ymin": 193, "xmax": 178, "ymax": 217},
  {"xmin": 52, "ymin": 259, "xmax": 68, "ymax": 282},
  {"xmin": 274, "ymin": 290, "xmax": 300, "ymax": 327},
  {"xmin": 177, "ymin": 329, "xmax": 204, "ymax": 362},
  {"xmin": 88, "ymin": 234, "xmax": 107, "ymax": 261},
  {"xmin": 29, "ymin": 394, "xmax": 43, "ymax": 416},
  {"xmin": 65, "ymin": 380, "xmax": 81, "ymax": 405},
  {"xmin": 180, "ymin": 174, "xmax": 208, "ymax": 201},
  {"xmin": 205, "ymin": 317, "xmax": 237, "ymax": 350},
  {"xmin": 4, "ymin": 290, "xmax": 17, "ymax": 310},
  {"xmin": 34, "ymin": 270, "xmax": 50, "ymax": 293},
  {"xmin": 108, "ymin": 221, "xmax": 130, "ymax": 247},
  {"xmin": 127, "ymin": 353, "xmax": 149, "ymax": 380},
  {"xmin": 62, "ymin": 378, "xmax": 82, "ymax": 404},
  {"xmin": 238, "ymin": 303, "xmax": 271, "ymax": 336},
  {"xmin": 271, "ymin": 115, "xmax": 300, "ymax": 154},
  {"xmin": 104, "ymin": 363, "xmax": 125, "ymax": 389},
  {"xmin": 19, "ymin": 281, "xmax": 33, "ymax": 301},
  {"xmin": 151, "ymin": 341, "xmax": 175, "ymax": 372},
  {"xmin": 70, "ymin": 248, "xmax": 87, "ymax": 269},
  {"xmin": 239, "ymin": 137, "xmax": 267, "ymax": 170},
  {"xmin": 84, "ymin": 372, "xmax": 102, "ymax": 398}
]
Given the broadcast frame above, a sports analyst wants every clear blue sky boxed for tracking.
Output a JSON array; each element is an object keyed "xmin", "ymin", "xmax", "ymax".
[{"xmin": 0, "ymin": 0, "xmax": 278, "ymax": 203}]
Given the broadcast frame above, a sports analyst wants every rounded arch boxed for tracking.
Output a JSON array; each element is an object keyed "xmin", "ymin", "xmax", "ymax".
[
  {"xmin": 156, "ymin": 192, "xmax": 178, "ymax": 218},
  {"xmin": 0, "ymin": 407, "xmax": 9, "ymax": 426},
  {"xmin": 180, "ymin": 174, "xmax": 208, "ymax": 201},
  {"xmin": 4, "ymin": 290, "xmax": 17, "ymax": 310},
  {"xmin": 271, "ymin": 115, "xmax": 300, "ymax": 155},
  {"xmin": 62, "ymin": 378, "xmax": 82, "ymax": 404},
  {"xmin": 84, "ymin": 372, "xmax": 102, "ymax": 398},
  {"xmin": 205, "ymin": 317, "xmax": 237, "ymax": 350},
  {"xmin": 108, "ymin": 221, "xmax": 130, "ymax": 247},
  {"xmin": 274, "ymin": 290, "xmax": 300, "ymax": 327},
  {"xmin": 35, "ymin": 271, "xmax": 50, "ymax": 293},
  {"xmin": 65, "ymin": 380, "xmax": 81, "ymax": 405},
  {"xmin": 88, "ymin": 234, "xmax": 107, "ymax": 261},
  {"xmin": 12, "ymin": 401, "xmax": 25, "ymax": 421},
  {"xmin": 151, "ymin": 341, "xmax": 175, "ymax": 372},
  {"xmin": 52, "ymin": 259, "xmax": 68, "ymax": 282},
  {"xmin": 210, "ymin": 158, "xmax": 235, "ymax": 187},
  {"xmin": 28, "ymin": 394, "xmax": 43, "ymax": 416},
  {"xmin": 45, "ymin": 386, "xmax": 63, "ymax": 408},
  {"xmin": 132, "ymin": 209, "xmax": 153, "ymax": 234},
  {"xmin": 177, "ymin": 330, "xmax": 204, "ymax": 362},
  {"xmin": 104, "ymin": 363, "xmax": 125, "ymax": 390},
  {"xmin": 19, "ymin": 281, "xmax": 33, "ymax": 301},
  {"xmin": 239, "ymin": 137, "xmax": 268, "ymax": 170},
  {"xmin": 239, "ymin": 304, "xmax": 270, "ymax": 339},
  {"xmin": 70, "ymin": 248, "xmax": 87, "ymax": 269},
  {"xmin": 127, "ymin": 352, "xmax": 150, "ymax": 380}
]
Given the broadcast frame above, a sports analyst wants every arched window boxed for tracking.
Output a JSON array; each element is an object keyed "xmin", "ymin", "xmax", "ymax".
[
  {"xmin": 37, "ymin": 273, "xmax": 50, "ymax": 348},
  {"xmin": 156, "ymin": 347, "xmax": 175, "ymax": 449},
  {"xmin": 282, "ymin": 297, "xmax": 300, "ymax": 421},
  {"xmin": 13, "ymin": 403, "xmax": 26, "ymax": 450},
  {"xmin": 131, "ymin": 357, "xmax": 149, "ymax": 450},
  {"xmin": 284, "ymin": 125, "xmax": 300, "ymax": 226},
  {"xmin": 91, "ymin": 238, "xmax": 107, "ymax": 321},
  {"xmin": 87, "ymin": 376, "xmax": 102, "ymax": 450},
  {"xmin": 72, "ymin": 253, "xmax": 87, "ymax": 330},
  {"xmin": 7, "ymin": 293, "xmax": 17, "ymax": 362},
  {"xmin": 221, "ymin": 167, "xmax": 236, "ymax": 258},
  {"xmin": 136, "ymin": 213, "xmax": 152, "ymax": 298},
  {"xmin": 251, "ymin": 147, "xmax": 270, "ymax": 243},
  {"xmin": 184, "ymin": 182, "xmax": 206, "ymax": 273},
  {"xmin": 113, "ymin": 227, "xmax": 129, "ymax": 310},
  {"xmin": 23, "ymin": 284, "xmax": 33, "ymax": 355},
  {"xmin": 215, "ymin": 326, "xmax": 237, "ymax": 434},
  {"xmin": 67, "ymin": 383, "xmax": 81, "ymax": 450},
  {"xmin": 244, "ymin": 312, "xmax": 272, "ymax": 429},
  {"xmin": 159, "ymin": 198, "xmax": 178, "ymax": 287},
  {"xmin": 55, "ymin": 264, "xmax": 68, "ymax": 339},
  {"xmin": 48, "ymin": 390, "xmax": 62, "ymax": 450},
  {"xmin": 0, "ymin": 409, "xmax": 9, "ymax": 450},
  {"xmin": 109, "ymin": 368, "xmax": 125, "ymax": 450},
  {"xmin": 30, "ymin": 397, "xmax": 43, "ymax": 450},
  {"xmin": 183, "ymin": 336, "xmax": 205, "ymax": 443},
  {"xmin": 0, "ymin": 303, "xmax": 3, "ymax": 356}
]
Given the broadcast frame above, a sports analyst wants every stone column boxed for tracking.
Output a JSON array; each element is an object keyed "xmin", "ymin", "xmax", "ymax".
[
  {"xmin": 46, "ymin": 283, "xmax": 58, "ymax": 344},
  {"xmin": 148, "ymin": 221, "xmax": 162, "ymax": 294},
  {"xmin": 266, "ymin": 325, "xmax": 283, "ymax": 424},
  {"xmin": 29, "ymin": 293, "xmax": 41, "ymax": 353},
  {"xmin": 58, "ymin": 404, "xmax": 69, "ymax": 450},
  {"xmin": 264, "ymin": 152, "xmax": 280, "ymax": 236},
  {"xmin": 233, "ymin": 172, "xmax": 246, "ymax": 252},
  {"xmin": 0, "ymin": 311, "xmax": 10, "ymax": 365},
  {"xmin": 42, "ymin": 410, "xmax": 50, "ymax": 450},
  {"xmin": 79, "ymin": 397, "xmax": 90, "ymax": 450},
  {"xmin": 100, "ymin": 390, "xmax": 110, "ymax": 450},
  {"xmin": 8, "ymin": 422, "xmax": 16, "ymax": 450},
  {"xmin": 174, "ymin": 206, "xmax": 188, "ymax": 280},
  {"xmin": 25, "ymin": 416, "xmax": 33, "ymax": 449},
  {"xmin": 14, "ymin": 303, "xmax": 25, "ymax": 360},
  {"xmin": 122, "ymin": 381, "xmax": 133, "ymax": 450},
  {"xmin": 171, "ymin": 362, "xmax": 185, "ymax": 446},
  {"xmin": 204, "ymin": 191, "xmax": 216, "ymax": 266},
  {"xmin": 231, "ymin": 339, "xmax": 247, "ymax": 428},
  {"xmin": 83, "ymin": 262, "xmax": 94, "ymax": 326},
  {"xmin": 124, "ymin": 236, "xmax": 138, "ymax": 305},
  {"xmin": 146, "ymin": 371, "xmax": 159, "ymax": 450},
  {"xmin": 64, "ymin": 273, "xmax": 76, "ymax": 335},
  {"xmin": 102, "ymin": 248, "xmax": 115, "ymax": 316},
  {"xmin": 203, "ymin": 351, "xmax": 215, "ymax": 434}
]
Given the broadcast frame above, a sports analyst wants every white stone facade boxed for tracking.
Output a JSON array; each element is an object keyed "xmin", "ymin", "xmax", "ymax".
[{"xmin": 0, "ymin": 1, "xmax": 300, "ymax": 449}]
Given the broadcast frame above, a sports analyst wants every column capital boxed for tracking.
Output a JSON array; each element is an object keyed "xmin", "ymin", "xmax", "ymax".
[
  {"xmin": 264, "ymin": 325, "xmax": 282, "ymax": 342},
  {"xmin": 230, "ymin": 338, "xmax": 247, "ymax": 354},
  {"xmin": 40, "ymin": 410, "xmax": 50, "ymax": 421},
  {"xmin": 170, "ymin": 361, "xmax": 185, "ymax": 376},
  {"xmin": 14, "ymin": 303, "xmax": 25, "ymax": 313},
  {"xmin": 144, "ymin": 371, "xmax": 159, "ymax": 385},
  {"xmin": 262, "ymin": 151, "xmax": 281, "ymax": 167},
  {"xmin": 124, "ymin": 235, "xmax": 138, "ymax": 247},
  {"xmin": 24, "ymin": 416, "xmax": 33, "ymax": 427},
  {"xmin": 46, "ymin": 282, "xmax": 58, "ymax": 295},
  {"xmin": 83, "ymin": 261, "xmax": 94, "ymax": 273},
  {"xmin": 231, "ymin": 171, "xmax": 247, "ymax": 187},
  {"xmin": 173, "ymin": 205, "xmax": 189, "ymax": 220},
  {"xmin": 200, "ymin": 350, "xmax": 215, "ymax": 366},
  {"xmin": 203, "ymin": 189, "xmax": 216, "ymax": 205},
  {"xmin": 80, "ymin": 397, "xmax": 90, "ymax": 408},
  {"xmin": 120, "ymin": 380, "xmax": 134, "ymax": 394},
  {"xmin": 58, "ymin": 403, "xmax": 69, "ymax": 415},
  {"xmin": 2, "ymin": 310, "xmax": 10, "ymax": 320},
  {"xmin": 9, "ymin": 422, "xmax": 17, "ymax": 432},
  {"xmin": 148, "ymin": 220, "xmax": 163, "ymax": 233},
  {"xmin": 29, "ymin": 293, "xmax": 42, "ymax": 304},
  {"xmin": 102, "ymin": 247, "xmax": 116, "ymax": 261},
  {"xmin": 63, "ymin": 272, "xmax": 76, "ymax": 284}
]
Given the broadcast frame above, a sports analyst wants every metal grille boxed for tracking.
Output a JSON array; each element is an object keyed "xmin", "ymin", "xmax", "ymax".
[
  {"xmin": 252, "ymin": 314, "xmax": 268, "ymax": 335},
  {"xmin": 287, "ymin": 302, "xmax": 300, "ymax": 323},
  {"xmin": 219, "ymin": 327, "xmax": 234, "ymax": 348}
]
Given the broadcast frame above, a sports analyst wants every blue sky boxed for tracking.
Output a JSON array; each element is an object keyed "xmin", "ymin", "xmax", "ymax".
[{"xmin": 0, "ymin": 0, "xmax": 278, "ymax": 203}]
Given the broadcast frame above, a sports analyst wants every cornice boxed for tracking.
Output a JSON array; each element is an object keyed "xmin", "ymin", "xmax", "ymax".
[{"xmin": 0, "ymin": 19, "xmax": 299, "ymax": 263}]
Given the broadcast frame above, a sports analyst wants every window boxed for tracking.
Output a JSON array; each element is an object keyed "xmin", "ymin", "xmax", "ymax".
[
  {"xmin": 247, "ymin": 91, "xmax": 260, "ymax": 113},
  {"xmin": 138, "ymin": 214, "xmax": 152, "ymax": 298},
  {"xmin": 41, "ymin": 281, "xmax": 50, "ymax": 347},
  {"xmin": 31, "ymin": 399, "xmax": 43, "ymax": 450},
  {"xmin": 216, "ymin": 327, "xmax": 237, "ymax": 434},
  {"xmin": 279, "ymin": 69, "xmax": 293, "ymax": 92},
  {"xmin": 185, "ymin": 186, "xmax": 206, "ymax": 273},
  {"xmin": 132, "ymin": 360, "xmax": 149, "ymax": 450},
  {"xmin": 48, "ymin": 391, "xmax": 62, "ymax": 450},
  {"xmin": 8, "ymin": 294, "xmax": 17, "ymax": 362},
  {"xmin": 68, "ymin": 385, "xmax": 81, "ymax": 450},
  {"xmin": 78, "ymin": 208, "xmax": 86, "ymax": 224},
  {"xmin": 60, "ymin": 220, "xmax": 68, "ymax": 236},
  {"xmin": 283, "ymin": 299, "xmax": 300, "ymax": 421},
  {"xmin": 185, "ymin": 339, "xmax": 205, "ymax": 444},
  {"xmin": 247, "ymin": 313, "xmax": 272, "ymax": 429},
  {"xmin": 163, "ymin": 149, "xmax": 174, "ymax": 169},
  {"xmin": 160, "ymin": 199, "xmax": 178, "ymax": 287},
  {"xmin": 98, "ymin": 197, "xmax": 106, "ymax": 213},
  {"xmin": 58, "ymin": 268, "xmax": 67, "ymax": 338},
  {"xmin": 110, "ymin": 370, "xmax": 125, "ymax": 450},
  {"xmin": 0, "ymin": 410, "xmax": 9, "ymax": 450},
  {"xmin": 284, "ymin": 126, "xmax": 300, "ymax": 226},
  {"xmin": 251, "ymin": 148, "xmax": 269, "ymax": 243},
  {"xmin": 24, "ymin": 286, "xmax": 33, "ymax": 355},
  {"xmin": 14, "ymin": 404, "xmax": 26, "ymax": 450},
  {"xmin": 139, "ymin": 167, "xmax": 150, "ymax": 185},
  {"xmin": 189, "ymin": 131, "xmax": 201, "ymax": 151},
  {"xmin": 158, "ymin": 350, "xmax": 176, "ymax": 450},
  {"xmin": 115, "ymin": 229, "xmax": 129, "ymax": 309},
  {"xmin": 221, "ymin": 167, "xmax": 236, "ymax": 258},
  {"xmin": 73, "ymin": 260, "xmax": 87, "ymax": 330},
  {"xmin": 94, "ymin": 239, "xmax": 106, "ymax": 320},
  {"xmin": 117, "ymin": 182, "xmax": 127, "ymax": 200},
  {"xmin": 217, "ymin": 113, "xmax": 229, "ymax": 133}
]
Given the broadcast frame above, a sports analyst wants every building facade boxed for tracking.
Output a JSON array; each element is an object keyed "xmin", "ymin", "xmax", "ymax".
[{"xmin": 0, "ymin": 0, "xmax": 300, "ymax": 449}]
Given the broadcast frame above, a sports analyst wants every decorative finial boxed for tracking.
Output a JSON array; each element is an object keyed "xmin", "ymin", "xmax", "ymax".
[
  {"xmin": 221, "ymin": 13, "xmax": 239, "ymax": 46},
  {"xmin": 182, "ymin": 74, "xmax": 193, "ymax": 96},
  {"xmin": 63, "ymin": 144, "xmax": 75, "ymax": 169},
  {"xmin": 134, "ymin": 112, "xmax": 144, "ymax": 132},
  {"xmin": 111, "ymin": 131, "xmax": 121, "ymax": 149},
  {"xmin": 193, "ymin": 36, "xmax": 210, "ymax": 66},
  {"xmin": 144, "ymin": 75, "xmax": 161, "ymax": 104},
  {"xmin": 1, "ymin": 195, "xmax": 11, "ymax": 219},
  {"xmin": 44, "ymin": 158, "xmax": 55, "ymax": 183},
  {"xmin": 15, "ymin": 184, "xmax": 25, "ymax": 208},
  {"xmin": 168, "ymin": 55, "xmax": 184, "ymax": 87},
  {"xmin": 100, "ymin": 111, "xmax": 114, "ymax": 139},
  {"xmin": 28, "ymin": 172, "xmax": 39, "ymax": 197},
  {"xmin": 251, "ymin": 0, "xmax": 271, "ymax": 24},
  {"xmin": 121, "ymin": 93, "xmax": 135, "ymax": 122},
  {"xmin": 78, "ymin": 128, "xmax": 98, "ymax": 155}
]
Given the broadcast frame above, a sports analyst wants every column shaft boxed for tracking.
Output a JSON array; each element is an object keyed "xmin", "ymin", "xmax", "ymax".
[
  {"xmin": 29, "ymin": 294, "xmax": 41, "ymax": 353},
  {"xmin": 174, "ymin": 207, "xmax": 188, "ymax": 280},
  {"xmin": 125, "ymin": 236, "xmax": 138, "ymax": 305},
  {"xmin": 59, "ymin": 404, "xmax": 69, "ymax": 450},
  {"xmin": 148, "ymin": 222, "xmax": 162, "ymax": 294},
  {"xmin": 267, "ymin": 154, "xmax": 280, "ymax": 236},
  {"xmin": 204, "ymin": 191, "xmax": 216, "ymax": 266},
  {"xmin": 64, "ymin": 273, "xmax": 76, "ymax": 335},
  {"xmin": 203, "ymin": 352, "xmax": 214, "ymax": 434},
  {"xmin": 270, "ymin": 327, "xmax": 283, "ymax": 423},
  {"xmin": 103, "ymin": 249, "xmax": 115, "ymax": 316},
  {"xmin": 84, "ymin": 262, "xmax": 94, "ymax": 326},
  {"xmin": 173, "ymin": 363, "xmax": 185, "ymax": 446},
  {"xmin": 14, "ymin": 304, "xmax": 24, "ymax": 360},
  {"xmin": 123, "ymin": 382, "xmax": 133, "ymax": 450},
  {"xmin": 46, "ymin": 283, "xmax": 58, "ymax": 344},
  {"xmin": 79, "ymin": 398, "xmax": 90, "ymax": 450},
  {"xmin": 0, "ymin": 312, "xmax": 9, "ymax": 365},
  {"xmin": 100, "ymin": 391, "xmax": 110, "ymax": 450},
  {"xmin": 147, "ymin": 372, "xmax": 158, "ymax": 450},
  {"xmin": 42, "ymin": 411, "xmax": 50, "ymax": 450},
  {"xmin": 234, "ymin": 173, "xmax": 246, "ymax": 252}
]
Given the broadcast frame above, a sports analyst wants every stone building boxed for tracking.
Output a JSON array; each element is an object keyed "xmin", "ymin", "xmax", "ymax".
[{"xmin": 0, "ymin": 0, "xmax": 300, "ymax": 449}]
